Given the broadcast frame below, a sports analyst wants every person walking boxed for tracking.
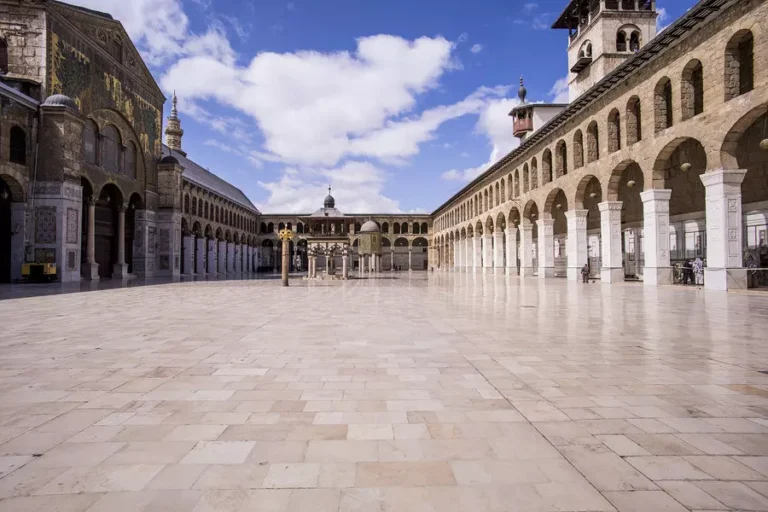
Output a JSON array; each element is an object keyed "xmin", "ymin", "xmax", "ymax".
[
  {"xmin": 682, "ymin": 259, "xmax": 693, "ymax": 285},
  {"xmin": 581, "ymin": 263, "xmax": 590, "ymax": 283},
  {"xmin": 693, "ymin": 257, "xmax": 704, "ymax": 286}
]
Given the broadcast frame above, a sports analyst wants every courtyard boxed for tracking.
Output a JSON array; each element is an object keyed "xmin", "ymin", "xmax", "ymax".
[{"xmin": 0, "ymin": 274, "xmax": 766, "ymax": 511}]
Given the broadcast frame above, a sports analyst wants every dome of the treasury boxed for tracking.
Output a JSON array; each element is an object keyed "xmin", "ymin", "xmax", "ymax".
[
  {"xmin": 42, "ymin": 94, "xmax": 79, "ymax": 111},
  {"xmin": 359, "ymin": 220, "xmax": 381, "ymax": 233}
]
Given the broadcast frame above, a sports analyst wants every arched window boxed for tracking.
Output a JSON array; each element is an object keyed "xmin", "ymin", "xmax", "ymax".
[
  {"xmin": 83, "ymin": 120, "xmax": 98, "ymax": 165},
  {"xmin": 124, "ymin": 141, "xmax": 136, "ymax": 179},
  {"xmin": 401, "ymin": 222, "xmax": 408, "ymax": 234},
  {"xmin": 556, "ymin": 140, "xmax": 568, "ymax": 177},
  {"xmin": 267, "ymin": 222, "xmax": 274, "ymax": 232},
  {"xmin": 578, "ymin": 40, "xmax": 592, "ymax": 58},
  {"xmin": 9, "ymin": 126, "xmax": 26, "ymax": 165},
  {"xmin": 278, "ymin": 222, "xmax": 285, "ymax": 231},
  {"xmin": 191, "ymin": 197, "xmax": 197, "ymax": 216},
  {"xmin": 523, "ymin": 164, "xmax": 529, "ymax": 193},
  {"xmin": 413, "ymin": 223, "xmax": 420, "ymax": 235},
  {"xmin": 382, "ymin": 222, "xmax": 389, "ymax": 234},
  {"xmin": 500, "ymin": 179, "xmax": 506, "ymax": 202},
  {"xmin": 514, "ymin": 169, "xmax": 520, "ymax": 197},
  {"xmin": 587, "ymin": 121, "xmax": 599, "ymax": 163},
  {"xmin": 0, "ymin": 39, "xmax": 7, "ymax": 74},
  {"xmin": 630, "ymin": 31, "xmax": 641, "ymax": 52},
  {"xmin": 204, "ymin": 202, "xmax": 209, "ymax": 220},
  {"xmin": 531, "ymin": 158, "xmax": 538, "ymax": 190},
  {"xmin": 616, "ymin": 31, "xmax": 627, "ymax": 52},
  {"xmin": 654, "ymin": 77, "xmax": 673, "ymax": 132},
  {"xmin": 215, "ymin": 206, "xmax": 219, "ymax": 223},
  {"xmin": 573, "ymin": 130, "xmax": 584, "ymax": 168},
  {"xmin": 681, "ymin": 60, "xmax": 704, "ymax": 120},
  {"xmin": 297, "ymin": 223, "xmax": 303, "ymax": 234},
  {"xmin": 101, "ymin": 125, "xmax": 121, "ymax": 173},
  {"xmin": 608, "ymin": 109, "xmax": 621, "ymax": 153},
  {"xmin": 421, "ymin": 222, "xmax": 428, "ymax": 234},
  {"xmin": 626, "ymin": 96, "xmax": 642, "ymax": 145},
  {"xmin": 184, "ymin": 194, "xmax": 190, "ymax": 214},
  {"xmin": 494, "ymin": 183, "xmax": 500, "ymax": 206},
  {"xmin": 394, "ymin": 223, "xmax": 400, "ymax": 234},
  {"xmin": 725, "ymin": 30, "xmax": 754, "ymax": 100},
  {"xmin": 542, "ymin": 149, "xmax": 552, "ymax": 184}
]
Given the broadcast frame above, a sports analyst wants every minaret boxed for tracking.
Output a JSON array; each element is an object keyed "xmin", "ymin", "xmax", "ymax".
[
  {"xmin": 511, "ymin": 77, "xmax": 533, "ymax": 141},
  {"xmin": 165, "ymin": 91, "xmax": 185, "ymax": 156}
]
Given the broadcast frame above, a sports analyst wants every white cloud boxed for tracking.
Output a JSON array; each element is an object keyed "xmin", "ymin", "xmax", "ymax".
[
  {"xmin": 256, "ymin": 162, "xmax": 402, "ymax": 213},
  {"xmin": 549, "ymin": 76, "xmax": 570, "ymax": 103},
  {"xmin": 523, "ymin": 3, "xmax": 538, "ymax": 12},
  {"xmin": 656, "ymin": 7, "xmax": 670, "ymax": 33},
  {"xmin": 457, "ymin": 32, "xmax": 469, "ymax": 43},
  {"xmin": 470, "ymin": 43, "xmax": 484, "ymax": 54}
]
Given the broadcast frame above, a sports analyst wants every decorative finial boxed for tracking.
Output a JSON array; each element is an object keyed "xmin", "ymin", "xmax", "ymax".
[
  {"xmin": 328, "ymin": 185, "xmax": 332, "ymax": 195},
  {"xmin": 517, "ymin": 76, "xmax": 527, "ymax": 103},
  {"xmin": 171, "ymin": 90, "xmax": 178, "ymax": 117}
]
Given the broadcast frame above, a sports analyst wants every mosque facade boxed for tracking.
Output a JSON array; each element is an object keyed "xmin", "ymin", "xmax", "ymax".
[{"xmin": 0, "ymin": 0, "xmax": 765, "ymax": 291}]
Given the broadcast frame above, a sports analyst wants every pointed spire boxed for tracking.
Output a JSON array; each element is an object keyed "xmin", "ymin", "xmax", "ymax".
[
  {"xmin": 517, "ymin": 76, "xmax": 527, "ymax": 103},
  {"xmin": 165, "ymin": 90, "xmax": 185, "ymax": 155},
  {"xmin": 171, "ymin": 90, "xmax": 178, "ymax": 118}
]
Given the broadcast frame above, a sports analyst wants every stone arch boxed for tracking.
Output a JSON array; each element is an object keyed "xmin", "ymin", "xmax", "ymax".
[
  {"xmin": 467, "ymin": 224, "xmax": 474, "ymax": 238},
  {"xmin": 724, "ymin": 106, "xmax": 768, "ymax": 207},
  {"xmin": 460, "ymin": 227, "xmax": 466, "ymax": 239},
  {"xmin": 555, "ymin": 139, "xmax": 568, "ymax": 178},
  {"xmin": 616, "ymin": 24, "xmax": 640, "ymax": 52},
  {"xmin": 544, "ymin": 187, "xmax": 567, "ymax": 216},
  {"xmin": 626, "ymin": 96, "xmax": 642, "ymax": 145},
  {"xmin": 500, "ymin": 178, "xmax": 506, "ymax": 204},
  {"xmin": 485, "ymin": 216, "xmax": 494, "ymax": 233},
  {"xmin": 724, "ymin": 29, "xmax": 754, "ymax": 101},
  {"xmin": 0, "ymin": 173, "xmax": 24, "ymax": 202},
  {"xmin": 654, "ymin": 77, "xmax": 673, "ymax": 133},
  {"xmin": 542, "ymin": 149, "xmax": 553, "ymax": 185},
  {"xmin": 721, "ymin": 103, "xmax": 767, "ymax": 170},
  {"xmin": 522, "ymin": 199, "xmax": 538, "ymax": 226},
  {"xmin": 681, "ymin": 59, "xmax": 704, "ymax": 120},
  {"xmin": 514, "ymin": 169, "xmax": 520, "ymax": 197},
  {"xmin": 495, "ymin": 182, "xmax": 500, "ymax": 206},
  {"xmin": 496, "ymin": 211, "xmax": 506, "ymax": 231},
  {"xmin": 475, "ymin": 220, "xmax": 483, "ymax": 236},
  {"xmin": 608, "ymin": 108, "xmax": 621, "ymax": 153},
  {"xmin": 574, "ymin": 174, "xmax": 602, "ymax": 209},
  {"xmin": 607, "ymin": 159, "xmax": 642, "ymax": 201},
  {"xmin": 522, "ymin": 164, "xmax": 529, "ymax": 193},
  {"xmin": 609, "ymin": 161, "xmax": 645, "ymax": 225},
  {"xmin": 508, "ymin": 206, "xmax": 521, "ymax": 227},
  {"xmin": 394, "ymin": 237, "xmax": 408, "ymax": 247},
  {"xmin": 192, "ymin": 221, "xmax": 202, "ymax": 236},
  {"xmin": 215, "ymin": 227, "xmax": 223, "ymax": 239},
  {"xmin": 586, "ymin": 121, "xmax": 599, "ymax": 163},
  {"xmin": 653, "ymin": 137, "xmax": 708, "ymax": 217},
  {"xmin": 573, "ymin": 130, "xmax": 584, "ymax": 169},
  {"xmin": 95, "ymin": 181, "xmax": 125, "ymax": 205},
  {"xmin": 530, "ymin": 157, "xmax": 538, "ymax": 189}
]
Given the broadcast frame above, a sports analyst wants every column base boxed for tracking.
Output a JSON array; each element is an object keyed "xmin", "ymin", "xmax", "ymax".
[
  {"xmin": 494, "ymin": 267, "xmax": 505, "ymax": 275},
  {"xmin": 643, "ymin": 267, "xmax": 673, "ymax": 286},
  {"xmin": 483, "ymin": 266, "xmax": 494, "ymax": 274},
  {"xmin": 113, "ymin": 263, "xmax": 129, "ymax": 279},
  {"xmin": 520, "ymin": 266, "xmax": 535, "ymax": 278},
  {"xmin": 82, "ymin": 263, "xmax": 100, "ymax": 281},
  {"xmin": 601, "ymin": 267, "xmax": 624, "ymax": 283},
  {"xmin": 538, "ymin": 267, "xmax": 554, "ymax": 279},
  {"xmin": 567, "ymin": 267, "xmax": 580, "ymax": 281},
  {"xmin": 506, "ymin": 267, "xmax": 518, "ymax": 277},
  {"xmin": 704, "ymin": 268, "xmax": 747, "ymax": 291}
]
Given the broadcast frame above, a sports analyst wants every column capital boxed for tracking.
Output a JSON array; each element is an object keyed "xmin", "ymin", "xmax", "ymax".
[
  {"xmin": 535, "ymin": 218, "xmax": 554, "ymax": 227},
  {"xmin": 640, "ymin": 188, "xmax": 672, "ymax": 203},
  {"xmin": 564, "ymin": 209, "xmax": 588, "ymax": 220},
  {"xmin": 118, "ymin": 203, "xmax": 128, "ymax": 213},
  {"xmin": 699, "ymin": 169, "xmax": 747, "ymax": 188},
  {"xmin": 87, "ymin": 196, "xmax": 97, "ymax": 207},
  {"xmin": 598, "ymin": 201, "xmax": 622, "ymax": 212}
]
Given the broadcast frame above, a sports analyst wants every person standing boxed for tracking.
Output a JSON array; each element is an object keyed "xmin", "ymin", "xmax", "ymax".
[
  {"xmin": 693, "ymin": 257, "xmax": 704, "ymax": 286},
  {"xmin": 682, "ymin": 259, "xmax": 693, "ymax": 285},
  {"xmin": 581, "ymin": 263, "xmax": 590, "ymax": 283}
]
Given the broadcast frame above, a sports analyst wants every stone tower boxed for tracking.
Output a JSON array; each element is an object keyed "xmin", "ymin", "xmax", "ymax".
[
  {"xmin": 552, "ymin": 0, "xmax": 658, "ymax": 102},
  {"xmin": 164, "ymin": 91, "xmax": 185, "ymax": 156}
]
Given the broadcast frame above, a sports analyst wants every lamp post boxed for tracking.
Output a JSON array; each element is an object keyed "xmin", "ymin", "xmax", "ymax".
[{"xmin": 278, "ymin": 228, "xmax": 294, "ymax": 287}]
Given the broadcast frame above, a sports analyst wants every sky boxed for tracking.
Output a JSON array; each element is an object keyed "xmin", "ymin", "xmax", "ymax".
[{"xmin": 69, "ymin": 0, "xmax": 696, "ymax": 214}]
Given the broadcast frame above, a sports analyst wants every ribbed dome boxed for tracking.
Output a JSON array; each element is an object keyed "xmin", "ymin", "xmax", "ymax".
[
  {"xmin": 359, "ymin": 220, "xmax": 380, "ymax": 233},
  {"xmin": 43, "ymin": 94, "xmax": 79, "ymax": 111},
  {"xmin": 323, "ymin": 186, "xmax": 336, "ymax": 209}
]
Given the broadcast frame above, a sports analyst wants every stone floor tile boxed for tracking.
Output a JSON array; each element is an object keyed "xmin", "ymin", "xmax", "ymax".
[
  {"xmin": 0, "ymin": 494, "xmax": 101, "ymax": 512},
  {"xmin": 596, "ymin": 434, "xmax": 652, "ymax": 456},
  {"xmin": 658, "ymin": 480, "xmax": 728, "ymax": 510},
  {"xmin": 694, "ymin": 481, "xmax": 768, "ymax": 510},
  {"xmin": 164, "ymin": 425, "xmax": 227, "ymax": 442},
  {"xmin": 285, "ymin": 488, "xmax": 340, "ymax": 512},
  {"xmin": 0, "ymin": 455, "xmax": 32, "ymax": 478},
  {"xmin": 347, "ymin": 424, "xmax": 394, "ymax": 440},
  {"xmin": 180, "ymin": 441, "xmax": 255, "ymax": 465},
  {"xmin": 392, "ymin": 424, "xmax": 429, "ymax": 440},
  {"xmin": 104, "ymin": 441, "xmax": 196, "ymax": 465},
  {"xmin": 674, "ymin": 433, "xmax": 745, "ymax": 455},
  {"xmin": 734, "ymin": 456, "xmax": 768, "ymax": 478},
  {"xmin": 192, "ymin": 462, "xmax": 269, "ymax": 490},
  {"xmin": 603, "ymin": 490, "xmax": 689, "ymax": 512},
  {"xmin": 535, "ymin": 480, "xmax": 615, "ymax": 511},
  {"xmin": 316, "ymin": 463, "xmax": 356, "ymax": 488},
  {"xmin": 625, "ymin": 455, "xmax": 715, "ymax": 480},
  {"xmin": 246, "ymin": 441, "xmax": 307, "ymax": 464},
  {"xmin": 0, "ymin": 464, "xmax": 68, "ymax": 498},
  {"xmin": 146, "ymin": 464, "xmax": 207, "ymax": 490},
  {"xmin": 190, "ymin": 489, "xmax": 249, "ymax": 512},
  {"xmin": 304, "ymin": 440, "xmax": 378, "ymax": 462},
  {"xmin": 339, "ymin": 487, "xmax": 435, "ymax": 512},
  {"xmin": 356, "ymin": 461, "xmax": 455, "ymax": 487},
  {"xmin": 684, "ymin": 455, "xmax": 767, "ymax": 480},
  {"xmin": 36, "ymin": 442, "xmax": 124, "ymax": 467},
  {"xmin": 451, "ymin": 460, "xmax": 548, "ymax": 485},
  {"xmin": 262, "ymin": 463, "xmax": 320, "ymax": 488},
  {"xmin": 559, "ymin": 444, "xmax": 657, "ymax": 491},
  {"xmin": 34, "ymin": 464, "xmax": 164, "ymax": 494}
]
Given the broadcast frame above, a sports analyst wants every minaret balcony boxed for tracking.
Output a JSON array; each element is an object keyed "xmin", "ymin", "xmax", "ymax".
[
  {"xmin": 570, "ymin": 55, "xmax": 593, "ymax": 73},
  {"xmin": 513, "ymin": 117, "xmax": 533, "ymax": 137}
]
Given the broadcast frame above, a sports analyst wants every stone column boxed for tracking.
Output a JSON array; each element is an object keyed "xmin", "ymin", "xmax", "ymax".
[
  {"xmin": 452, "ymin": 241, "xmax": 458, "ymax": 269},
  {"xmin": 342, "ymin": 252, "xmax": 348, "ymax": 279},
  {"xmin": 196, "ymin": 236, "xmax": 206, "ymax": 275},
  {"xmin": 537, "ymin": 218, "xmax": 555, "ymax": 278},
  {"xmin": 493, "ymin": 230, "xmax": 504, "ymax": 270},
  {"xmin": 408, "ymin": 248, "xmax": 412, "ymax": 271},
  {"xmin": 390, "ymin": 248, "xmax": 395, "ymax": 272},
  {"xmin": 519, "ymin": 224, "xmax": 534, "ymax": 277},
  {"xmin": 207, "ymin": 238, "xmax": 217, "ymax": 274},
  {"xmin": 641, "ymin": 189, "xmax": 672, "ymax": 286},
  {"xmin": 464, "ymin": 238, "xmax": 470, "ymax": 272},
  {"xmin": 482, "ymin": 234, "xmax": 493, "ymax": 271},
  {"xmin": 598, "ymin": 201, "xmax": 624, "ymax": 282},
  {"xmin": 565, "ymin": 209, "xmax": 588, "ymax": 281},
  {"xmin": 218, "ymin": 240, "xmax": 227, "ymax": 274},
  {"xmin": 472, "ymin": 236, "xmax": 481, "ymax": 270},
  {"xmin": 505, "ymin": 227, "xmax": 518, "ymax": 276},
  {"xmin": 112, "ymin": 204, "xmax": 129, "ymax": 277},
  {"xmin": 227, "ymin": 242, "xmax": 235, "ymax": 273},
  {"xmin": 83, "ymin": 197, "xmax": 99, "ymax": 280},
  {"xmin": 183, "ymin": 235, "xmax": 195, "ymax": 275},
  {"xmin": 701, "ymin": 169, "xmax": 748, "ymax": 290}
]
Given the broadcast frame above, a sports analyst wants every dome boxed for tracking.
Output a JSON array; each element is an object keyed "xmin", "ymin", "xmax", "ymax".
[
  {"xmin": 360, "ymin": 220, "xmax": 380, "ymax": 233},
  {"xmin": 323, "ymin": 186, "xmax": 335, "ymax": 208},
  {"xmin": 161, "ymin": 155, "xmax": 179, "ymax": 165},
  {"xmin": 42, "ymin": 94, "xmax": 79, "ymax": 111}
]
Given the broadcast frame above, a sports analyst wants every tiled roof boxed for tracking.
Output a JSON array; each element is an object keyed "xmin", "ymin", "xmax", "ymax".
[{"xmin": 162, "ymin": 145, "xmax": 259, "ymax": 214}]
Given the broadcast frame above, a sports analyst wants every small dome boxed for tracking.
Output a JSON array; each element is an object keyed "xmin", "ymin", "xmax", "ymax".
[
  {"xmin": 323, "ymin": 186, "xmax": 335, "ymax": 209},
  {"xmin": 43, "ymin": 94, "xmax": 79, "ymax": 111},
  {"xmin": 161, "ymin": 155, "xmax": 179, "ymax": 164},
  {"xmin": 360, "ymin": 220, "xmax": 380, "ymax": 233}
]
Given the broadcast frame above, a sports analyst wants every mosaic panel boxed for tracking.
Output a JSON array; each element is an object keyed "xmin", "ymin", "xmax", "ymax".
[
  {"xmin": 159, "ymin": 229, "xmax": 169, "ymax": 252},
  {"xmin": 67, "ymin": 250, "xmax": 77, "ymax": 270},
  {"xmin": 35, "ymin": 206, "xmax": 57, "ymax": 244},
  {"xmin": 148, "ymin": 227, "xmax": 156, "ymax": 254},
  {"xmin": 66, "ymin": 208, "xmax": 78, "ymax": 244}
]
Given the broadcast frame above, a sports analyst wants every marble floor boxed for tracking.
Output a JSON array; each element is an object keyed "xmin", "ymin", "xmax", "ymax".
[{"xmin": 0, "ymin": 273, "xmax": 767, "ymax": 511}]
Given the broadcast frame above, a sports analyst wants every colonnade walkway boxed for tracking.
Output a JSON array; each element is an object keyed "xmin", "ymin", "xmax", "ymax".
[{"xmin": 0, "ymin": 274, "xmax": 766, "ymax": 511}]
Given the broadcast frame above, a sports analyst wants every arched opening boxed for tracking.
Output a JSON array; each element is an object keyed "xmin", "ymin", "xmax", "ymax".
[
  {"xmin": 608, "ymin": 162, "xmax": 645, "ymax": 279},
  {"xmin": 495, "ymin": 183, "xmax": 500, "ymax": 206},
  {"xmin": 573, "ymin": 130, "xmax": 584, "ymax": 169},
  {"xmin": 542, "ymin": 149, "xmax": 553, "ymax": 185},
  {"xmin": 522, "ymin": 165, "xmax": 529, "ymax": 194},
  {"xmin": 0, "ymin": 175, "xmax": 21, "ymax": 282},
  {"xmin": 500, "ymin": 179, "xmax": 506, "ymax": 204},
  {"xmin": 724, "ymin": 30, "xmax": 754, "ymax": 101},
  {"xmin": 555, "ymin": 140, "xmax": 568, "ymax": 178},
  {"xmin": 9, "ymin": 126, "xmax": 26, "ymax": 165},
  {"xmin": 401, "ymin": 222, "xmax": 408, "ymax": 235},
  {"xmin": 101, "ymin": 125, "xmax": 121, "ymax": 173},
  {"xmin": 412, "ymin": 237, "xmax": 428, "ymax": 270},
  {"xmin": 681, "ymin": 59, "xmax": 704, "ymax": 120},
  {"xmin": 381, "ymin": 222, "xmax": 389, "ymax": 234},
  {"xmin": 413, "ymin": 222, "xmax": 421, "ymax": 235},
  {"xmin": 393, "ymin": 237, "xmax": 409, "ymax": 271},
  {"xmin": 630, "ymin": 31, "xmax": 640, "ymax": 52},
  {"xmin": 393, "ymin": 223, "xmax": 400, "ymax": 235},
  {"xmin": 94, "ymin": 184, "xmax": 123, "ymax": 278},
  {"xmin": 653, "ymin": 138, "xmax": 708, "ymax": 275},
  {"xmin": 261, "ymin": 239, "xmax": 274, "ymax": 271},
  {"xmin": 626, "ymin": 96, "xmax": 642, "ymax": 145},
  {"xmin": 124, "ymin": 141, "xmax": 137, "ymax": 179},
  {"xmin": 514, "ymin": 169, "xmax": 520, "ymax": 197},
  {"xmin": 278, "ymin": 222, "xmax": 285, "ymax": 231},
  {"xmin": 524, "ymin": 201, "xmax": 539, "ymax": 271},
  {"xmin": 126, "ymin": 193, "xmax": 141, "ymax": 273},
  {"xmin": 0, "ymin": 39, "xmax": 7, "ymax": 74},
  {"xmin": 587, "ymin": 121, "xmax": 599, "ymax": 163},
  {"xmin": 654, "ymin": 77, "xmax": 673, "ymax": 132},
  {"xmin": 608, "ymin": 109, "xmax": 621, "ymax": 153},
  {"xmin": 421, "ymin": 222, "xmax": 428, "ymax": 234},
  {"xmin": 545, "ymin": 189, "xmax": 568, "ymax": 276},
  {"xmin": 531, "ymin": 158, "xmax": 538, "ymax": 189},
  {"xmin": 616, "ymin": 30, "xmax": 627, "ymax": 52},
  {"xmin": 84, "ymin": 120, "xmax": 98, "ymax": 165},
  {"xmin": 267, "ymin": 222, "xmax": 274, "ymax": 233},
  {"xmin": 260, "ymin": 222, "xmax": 267, "ymax": 234}
]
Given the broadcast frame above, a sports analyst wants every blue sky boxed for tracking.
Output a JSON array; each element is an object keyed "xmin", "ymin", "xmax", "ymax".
[{"xmin": 74, "ymin": 0, "xmax": 696, "ymax": 213}]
